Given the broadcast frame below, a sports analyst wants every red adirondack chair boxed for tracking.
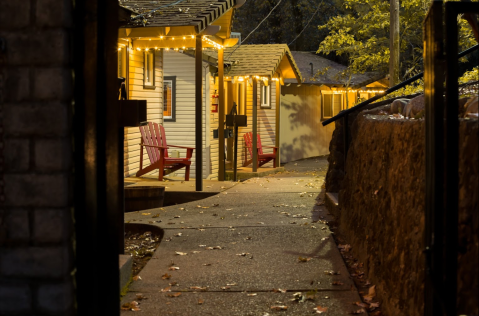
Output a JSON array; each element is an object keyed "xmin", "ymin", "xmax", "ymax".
[
  {"xmin": 136, "ymin": 122, "xmax": 194, "ymax": 181},
  {"xmin": 243, "ymin": 131, "xmax": 278, "ymax": 168}
]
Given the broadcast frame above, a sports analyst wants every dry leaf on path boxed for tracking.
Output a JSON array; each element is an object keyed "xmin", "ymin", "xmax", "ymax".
[
  {"xmin": 168, "ymin": 267, "xmax": 180, "ymax": 271},
  {"xmin": 167, "ymin": 292, "xmax": 181, "ymax": 298},
  {"xmin": 314, "ymin": 305, "xmax": 328, "ymax": 313},
  {"xmin": 247, "ymin": 293, "xmax": 257, "ymax": 297},
  {"xmin": 363, "ymin": 285, "xmax": 376, "ymax": 302},
  {"xmin": 175, "ymin": 251, "xmax": 187, "ymax": 255},
  {"xmin": 121, "ymin": 301, "xmax": 140, "ymax": 311},
  {"xmin": 135, "ymin": 293, "xmax": 147, "ymax": 300},
  {"xmin": 350, "ymin": 309, "xmax": 366, "ymax": 314},
  {"xmin": 298, "ymin": 257, "xmax": 312, "ymax": 262},
  {"xmin": 271, "ymin": 305, "xmax": 288, "ymax": 310},
  {"xmin": 132, "ymin": 275, "xmax": 142, "ymax": 281},
  {"xmin": 198, "ymin": 299, "xmax": 205, "ymax": 305},
  {"xmin": 354, "ymin": 301, "xmax": 369, "ymax": 308},
  {"xmin": 160, "ymin": 286, "xmax": 171, "ymax": 293},
  {"xmin": 141, "ymin": 213, "xmax": 151, "ymax": 215},
  {"xmin": 161, "ymin": 273, "xmax": 171, "ymax": 280},
  {"xmin": 272, "ymin": 288, "xmax": 287, "ymax": 293}
]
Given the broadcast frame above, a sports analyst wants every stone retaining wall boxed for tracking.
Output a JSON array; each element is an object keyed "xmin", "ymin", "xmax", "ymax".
[{"xmin": 332, "ymin": 111, "xmax": 478, "ymax": 315}]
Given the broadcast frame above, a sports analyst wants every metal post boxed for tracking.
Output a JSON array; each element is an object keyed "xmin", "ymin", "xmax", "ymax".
[
  {"xmin": 424, "ymin": 3, "xmax": 445, "ymax": 315},
  {"xmin": 275, "ymin": 80, "xmax": 281, "ymax": 167},
  {"xmin": 252, "ymin": 77, "xmax": 258, "ymax": 172},
  {"xmin": 195, "ymin": 35, "xmax": 203, "ymax": 191},
  {"xmin": 218, "ymin": 48, "xmax": 225, "ymax": 181},
  {"xmin": 233, "ymin": 120, "xmax": 238, "ymax": 181}
]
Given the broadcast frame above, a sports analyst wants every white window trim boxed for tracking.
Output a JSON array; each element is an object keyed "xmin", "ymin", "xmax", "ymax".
[
  {"xmin": 321, "ymin": 91, "xmax": 343, "ymax": 120},
  {"xmin": 260, "ymin": 82, "xmax": 271, "ymax": 108},
  {"xmin": 143, "ymin": 50, "xmax": 155, "ymax": 89}
]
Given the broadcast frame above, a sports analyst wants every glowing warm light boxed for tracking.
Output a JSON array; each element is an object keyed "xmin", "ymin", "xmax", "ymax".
[
  {"xmin": 183, "ymin": 36, "xmax": 186, "ymax": 39},
  {"xmin": 118, "ymin": 48, "xmax": 121, "ymax": 51},
  {"xmin": 137, "ymin": 47, "xmax": 141, "ymax": 51},
  {"xmin": 191, "ymin": 35, "xmax": 195, "ymax": 39},
  {"xmin": 172, "ymin": 37, "xmax": 175, "ymax": 40},
  {"xmin": 160, "ymin": 36, "xmax": 164, "ymax": 39}
]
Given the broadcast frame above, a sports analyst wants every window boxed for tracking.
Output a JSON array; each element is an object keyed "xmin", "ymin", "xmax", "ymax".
[
  {"xmin": 260, "ymin": 82, "xmax": 271, "ymax": 108},
  {"xmin": 321, "ymin": 93, "xmax": 342, "ymax": 120},
  {"xmin": 144, "ymin": 50, "xmax": 155, "ymax": 88},
  {"xmin": 118, "ymin": 46, "xmax": 127, "ymax": 78},
  {"xmin": 163, "ymin": 76, "xmax": 176, "ymax": 122}
]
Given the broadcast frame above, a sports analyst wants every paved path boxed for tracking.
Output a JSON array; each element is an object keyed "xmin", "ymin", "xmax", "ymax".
[{"xmin": 122, "ymin": 157, "xmax": 365, "ymax": 315}]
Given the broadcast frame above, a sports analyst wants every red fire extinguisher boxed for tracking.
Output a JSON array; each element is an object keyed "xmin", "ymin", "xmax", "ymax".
[{"xmin": 212, "ymin": 90, "xmax": 219, "ymax": 113}]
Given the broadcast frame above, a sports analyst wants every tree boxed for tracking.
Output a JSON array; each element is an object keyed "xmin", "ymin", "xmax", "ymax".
[{"xmin": 316, "ymin": 0, "xmax": 477, "ymax": 81}]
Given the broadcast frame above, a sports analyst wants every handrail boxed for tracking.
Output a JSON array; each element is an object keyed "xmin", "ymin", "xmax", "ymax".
[{"xmin": 322, "ymin": 44, "xmax": 479, "ymax": 126}]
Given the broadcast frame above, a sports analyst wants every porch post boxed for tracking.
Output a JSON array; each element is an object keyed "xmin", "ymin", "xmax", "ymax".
[
  {"xmin": 195, "ymin": 35, "xmax": 203, "ymax": 191},
  {"xmin": 275, "ymin": 80, "xmax": 280, "ymax": 167},
  {"xmin": 252, "ymin": 77, "xmax": 258, "ymax": 172},
  {"xmin": 218, "ymin": 48, "xmax": 225, "ymax": 181}
]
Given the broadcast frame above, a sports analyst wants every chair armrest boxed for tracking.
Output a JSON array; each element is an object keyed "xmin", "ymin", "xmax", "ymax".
[
  {"xmin": 262, "ymin": 145, "xmax": 278, "ymax": 149},
  {"xmin": 168, "ymin": 145, "xmax": 196, "ymax": 150},
  {"xmin": 139, "ymin": 144, "xmax": 168, "ymax": 149}
]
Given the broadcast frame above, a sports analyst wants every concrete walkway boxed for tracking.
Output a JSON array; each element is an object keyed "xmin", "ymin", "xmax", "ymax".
[{"xmin": 122, "ymin": 157, "xmax": 365, "ymax": 315}]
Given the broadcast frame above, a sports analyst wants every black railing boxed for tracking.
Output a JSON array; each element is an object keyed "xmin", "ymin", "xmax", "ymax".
[{"xmin": 321, "ymin": 43, "xmax": 478, "ymax": 127}]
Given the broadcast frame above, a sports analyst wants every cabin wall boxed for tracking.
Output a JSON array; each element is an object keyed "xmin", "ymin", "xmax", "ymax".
[
  {"xmin": 163, "ymin": 50, "xmax": 212, "ymax": 179},
  {"xmin": 280, "ymin": 85, "xmax": 335, "ymax": 163},
  {"xmin": 124, "ymin": 48, "xmax": 163, "ymax": 177}
]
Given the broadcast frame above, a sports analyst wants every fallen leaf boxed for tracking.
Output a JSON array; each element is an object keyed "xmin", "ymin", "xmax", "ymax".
[
  {"xmin": 160, "ymin": 286, "xmax": 171, "ymax": 293},
  {"xmin": 363, "ymin": 285, "xmax": 376, "ymax": 302},
  {"xmin": 162, "ymin": 273, "xmax": 171, "ymax": 280},
  {"xmin": 198, "ymin": 299, "xmax": 204, "ymax": 305},
  {"xmin": 247, "ymin": 293, "xmax": 257, "ymax": 297},
  {"xmin": 190, "ymin": 286, "xmax": 208, "ymax": 291},
  {"xmin": 221, "ymin": 286, "xmax": 231, "ymax": 290},
  {"xmin": 135, "ymin": 293, "xmax": 147, "ymax": 300},
  {"xmin": 314, "ymin": 305, "xmax": 328, "ymax": 313},
  {"xmin": 369, "ymin": 302, "xmax": 380, "ymax": 309},
  {"xmin": 298, "ymin": 257, "xmax": 312, "ymax": 262},
  {"xmin": 174, "ymin": 233, "xmax": 182, "ymax": 237},
  {"xmin": 272, "ymin": 288, "xmax": 287, "ymax": 293},
  {"xmin": 132, "ymin": 275, "xmax": 142, "ymax": 281},
  {"xmin": 192, "ymin": 251, "xmax": 201, "ymax": 254},
  {"xmin": 175, "ymin": 251, "xmax": 187, "ymax": 255},
  {"xmin": 271, "ymin": 305, "xmax": 288, "ymax": 310},
  {"xmin": 169, "ymin": 282, "xmax": 178, "ymax": 286},
  {"xmin": 121, "ymin": 301, "xmax": 141, "ymax": 311},
  {"xmin": 141, "ymin": 213, "xmax": 151, "ymax": 215},
  {"xmin": 321, "ymin": 237, "xmax": 329, "ymax": 241},
  {"xmin": 167, "ymin": 292, "xmax": 181, "ymax": 298},
  {"xmin": 152, "ymin": 214, "xmax": 160, "ymax": 218},
  {"xmin": 236, "ymin": 253, "xmax": 250, "ymax": 256},
  {"xmin": 227, "ymin": 283, "xmax": 237, "ymax": 286},
  {"xmin": 168, "ymin": 266, "xmax": 180, "ymax": 271},
  {"xmin": 354, "ymin": 301, "xmax": 369, "ymax": 308},
  {"xmin": 203, "ymin": 263, "xmax": 212, "ymax": 266}
]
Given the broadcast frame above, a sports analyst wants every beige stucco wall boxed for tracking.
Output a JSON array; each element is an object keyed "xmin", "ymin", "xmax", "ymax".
[{"xmin": 280, "ymin": 87, "xmax": 335, "ymax": 163}]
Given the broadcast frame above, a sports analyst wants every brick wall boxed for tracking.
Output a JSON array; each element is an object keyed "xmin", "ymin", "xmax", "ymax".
[{"xmin": 0, "ymin": 0, "xmax": 75, "ymax": 314}]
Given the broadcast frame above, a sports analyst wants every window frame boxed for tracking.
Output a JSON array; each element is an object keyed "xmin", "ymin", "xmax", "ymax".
[
  {"xmin": 143, "ymin": 49, "xmax": 155, "ymax": 89},
  {"xmin": 118, "ymin": 46, "xmax": 127, "ymax": 78},
  {"xmin": 321, "ymin": 92, "xmax": 343, "ymax": 121},
  {"xmin": 163, "ymin": 76, "xmax": 176, "ymax": 122},
  {"xmin": 260, "ymin": 81, "xmax": 272, "ymax": 109},
  {"xmin": 236, "ymin": 81, "xmax": 246, "ymax": 115}
]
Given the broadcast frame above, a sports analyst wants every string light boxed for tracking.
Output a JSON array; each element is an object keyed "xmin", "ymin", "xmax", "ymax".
[{"xmin": 202, "ymin": 36, "xmax": 224, "ymax": 49}]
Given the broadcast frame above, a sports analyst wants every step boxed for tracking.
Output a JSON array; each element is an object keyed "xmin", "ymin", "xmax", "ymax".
[{"xmin": 119, "ymin": 255, "xmax": 133, "ymax": 296}]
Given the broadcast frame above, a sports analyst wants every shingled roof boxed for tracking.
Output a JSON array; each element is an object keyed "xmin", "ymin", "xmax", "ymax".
[
  {"xmin": 287, "ymin": 51, "xmax": 385, "ymax": 88},
  {"xmin": 199, "ymin": 44, "xmax": 302, "ymax": 82},
  {"xmin": 119, "ymin": 0, "xmax": 238, "ymax": 34}
]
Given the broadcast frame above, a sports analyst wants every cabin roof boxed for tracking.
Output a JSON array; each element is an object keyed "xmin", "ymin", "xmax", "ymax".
[
  {"xmin": 199, "ymin": 44, "xmax": 302, "ymax": 83},
  {"xmin": 287, "ymin": 51, "xmax": 385, "ymax": 88},
  {"xmin": 119, "ymin": 0, "xmax": 238, "ymax": 36}
]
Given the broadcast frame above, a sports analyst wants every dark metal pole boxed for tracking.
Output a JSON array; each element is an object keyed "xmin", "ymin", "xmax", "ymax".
[
  {"xmin": 252, "ymin": 77, "xmax": 258, "ymax": 172},
  {"xmin": 423, "ymin": 2, "xmax": 446, "ymax": 316},
  {"xmin": 218, "ymin": 48, "xmax": 225, "ymax": 181},
  {"xmin": 195, "ymin": 35, "xmax": 203, "ymax": 191},
  {"xmin": 233, "ymin": 120, "xmax": 238, "ymax": 181},
  {"xmin": 444, "ymin": 4, "xmax": 461, "ymax": 315}
]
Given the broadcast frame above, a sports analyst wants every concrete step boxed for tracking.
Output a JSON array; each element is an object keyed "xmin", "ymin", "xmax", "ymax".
[{"xmin": 119, "ymin": 255, "xmax": 133, "ymax": 296}]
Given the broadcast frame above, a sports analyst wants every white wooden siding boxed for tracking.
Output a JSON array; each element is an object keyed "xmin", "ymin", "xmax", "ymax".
[
  {"xmin": 163, "ymin": 50, "xmax": 212, "ymax": 179},
  {"xmin": 123, "ymin": 48, "xmax": 163, "ymax": 177}
]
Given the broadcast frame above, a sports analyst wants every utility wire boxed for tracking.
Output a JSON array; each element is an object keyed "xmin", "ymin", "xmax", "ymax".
[
  {"xmin": 225, "ymin": 0, "xmax": 283, "ymax": 61},
  {"xmin": 131, "ymin": 0, "xmax": 187, "ymax": 20},
  {"xmin": 288, "ymin": 0, "xmax": 324, "ymax": 47}
]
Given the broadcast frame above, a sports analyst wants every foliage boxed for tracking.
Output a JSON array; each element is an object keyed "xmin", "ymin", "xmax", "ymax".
[
  {"xmin": 316, "ymin": 0, "xmax": 477, "ymax": 82},
  {"xmin": 459, "ymin": 66, "xmax": 479, "ymax": 84}
]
